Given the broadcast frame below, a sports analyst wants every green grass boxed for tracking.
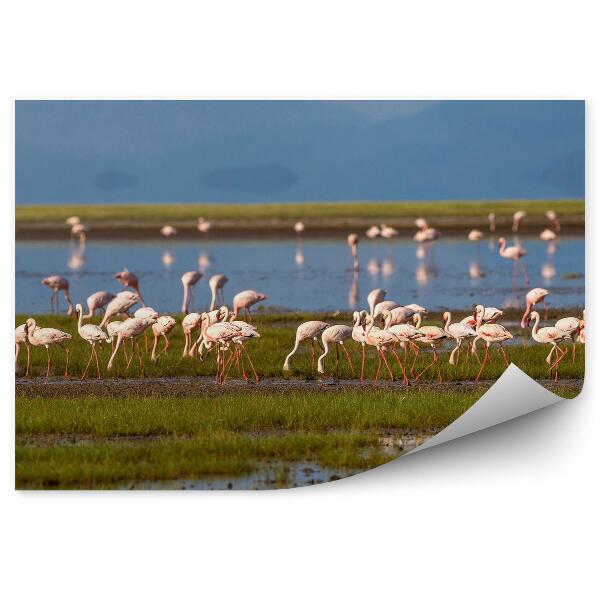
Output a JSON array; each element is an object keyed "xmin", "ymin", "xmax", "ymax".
[
  {"xmin": 16, "ymin": 313, "xmax": 585, "ymax": 384},
  {"xmin": 16, "ymin": 388, "xmax": 481, "ymax": 489},
  {"xmin": 16, "ymin": 199, "xmax": 584, "ymax": 226}
]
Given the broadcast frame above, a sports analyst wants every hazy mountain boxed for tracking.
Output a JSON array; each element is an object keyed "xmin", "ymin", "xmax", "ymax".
[{"xmin": 15, "ymin": 100, "xmax": 584, "ymax": 204}]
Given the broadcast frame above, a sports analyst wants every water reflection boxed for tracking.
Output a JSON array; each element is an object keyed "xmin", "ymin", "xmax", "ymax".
[
  {"xmin": 162, "ymin": 249, "xmax": 175, "ymax": 267},
  {"xmin": 348, "ymin": 272, "xmax": 359, "ymax": 309},
  {"xmin": 295, "ymin": 240, "xmax": 304, "ymax": 267}
]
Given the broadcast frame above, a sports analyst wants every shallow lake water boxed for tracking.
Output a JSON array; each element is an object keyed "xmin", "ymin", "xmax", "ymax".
[{"xmin": 16, "ymin": 234, "xmax": 584, "ymax": 315}]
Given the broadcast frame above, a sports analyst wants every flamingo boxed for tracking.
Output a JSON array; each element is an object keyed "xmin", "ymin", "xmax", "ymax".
[
  {"xmin": 317, "ymin": 325, "xmax": 355, "ymax": 379},
  {"xmin": 71, "ymin": 223, "xmax": 88, "ymax": 244},
  {"xmin": 209, "ymin": 274, "xmax": 228, "ymax": 310},
  {"xmin": 365, "ymin": 225, "xmax": 381, "ymax": 239},
  {"xmin": 521, "ymin": 288, "xmax": 549, "ymax": 328},
  {"xmin": 83, "ymin": 291, "xmax": 116, "ymax": 319},
  {"xmin": 160, "ymin": 224, "xmax": 178, "ymax": 238},
  {"xmin": 181, "ymin": 270, "xmax": 202, "ymax": 314},
  {"xmin": 527, "ymin": 311, "xmax": 572, "ymax": 381},
  {"xmin": 151, "ymin": 316, "xmax": 177, "ymax": 362},
  {"xmin": 498, "ymin": 237, "xmax": 528, "ymax": 284},
  {"xmin": 351, "ymin": 310, "xmax": 369, "ymax": 382},
  {"xmin": 382, "ymin": 310, "xmax": 424, "ymax": 376},
  {"xmin": 539, "ymin": 228, "xmax": 557, "ymax": 241},
  {"xmin": 380, "ymin": 224, "xmax": 399, "ymax": 240},
  {"xmin": 364, "ymin": 315, "xmax": 408, "ymax": 383},
  {"xmin": 294, "ymin": 221, "xmax": 305, "ymax": 234},
  {"xmin": 181, "ymin": 312, "xmax": 202, "ymax": 357},
  {"xmin": 74, "ymin": 303, "xmax": 110, "ymax": 380},
  {"xmin": 546, "ymin": 210, "xmax": 561, "ymax": 232},
  {"xmin": 473, "ymin": 304, "xmax": 513, "ymax": 381},
  {"xmin": 460, "ymin": 307, "xmax": 502, "ymax": 327},
  {"xmin": 231, "ymin": 290, "xmax": 267, "ymax": 320},
  {"xmin": 413, "ymin": 218, "xmax": 441, "ymax": 242},
  {"xmin": 134, "ymin": 306, "xmax": 160, "ymax": 351},
  {"xmin": 219, "ymin": 321, "xmax": 261, "ymax": 383},
  {"xmin": 107, "ymin": 320, "xmax": 127, "ymax": 356},
  {"xmin": 107, "ymin": 316, "xmax": 156, "ymax": 375},
  {"xmin": 197, "ymin": 218, "xmax": 211, "ymax": 233},
  {"xmin": 414, "ymin": 321, "xmax": 449, "ymax": 383},
  {"xmin": 65, "ymin": 216, "xmax": 80, "ymax": 226},
  {"xmin": 189, "ymin": 306, "xmax": 229, "ymax": 356},
  {"xmin": 41, "ymin": 275, "xmax": 73, "ymax": 315},
  {"xmin": 555, "ymin": 315, "xmax": 582, "ymax": 363},
  {"xmin": 488, "ymin": 213, "xmax": 496, "ymax": 232},
  {"xmin": 347, "ymin": 233, "xmax": 359, "ymax": 271},
  {"xmin": 404, "ymin": 303, "xmax": 428, "ymax": 315},
  {"xmin": 15, "ymin": 322, "xmax": 34, "ymax": 376},
  {"xmin": 114, "ymin": 269, "xmax": 145, "ymax": 306},
  {"xmin": 512, "ymin": 210, "xmax": 527, "ymax": 232},
  {"xmin": 99, "ymin": 291, "xmax": 139, "ymax": 327},
  {"xmin": 367, "ymin": 288, "xmax": 386, "ymax": 316},
  {"xmin": 26, "ymin": 318, "xmax": 72, "ymax": 383},
  {"xmin": 443, "ymin": 311, "xmax": 477, "ymax": 366},
  {"xmin": 373, "ymin": 300, "xmax": 400, "ymax": 320},
  {"xmin": 283, "ymin": 321, "xmax": 330, "ymax": 372},
  {"xmin": 577, "ymin": 310, "xmax": 585, "ymax": 344},
  {"xmin": 199, "ymin": 319, "xmax": 242, "ymax": 384},
  {"xmin": 467, "ymin": 229, "xmax": 484, "ymax": 241},
  {"xmin": 382, "ymin": 305, "xmax": 418, "ymax": 326}
]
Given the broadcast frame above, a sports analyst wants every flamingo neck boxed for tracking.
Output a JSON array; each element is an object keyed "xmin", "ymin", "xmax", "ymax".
[{"xmin": 530, "ymin": 312, "xmax": 540, "ymax": 336}]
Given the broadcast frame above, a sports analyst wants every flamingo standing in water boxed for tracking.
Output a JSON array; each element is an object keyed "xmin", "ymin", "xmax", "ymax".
[
  {"xmin": 209, "ymin": 274, "xmax": 228, "ymax": 310},
  {"xmin": 283, "ymin": 321, "xmax": 330, "ymax": 372},
  {"xmin": 74, "ymin": 303, "xmax": 110, "ymax": 380},
  {"xmin": 181, "ymin": 270, "xmax": 202, "ymax": 314},
  {"xmin": 367, "ymin": 288, "xmax": 386, "ymax": 316},
  {"xmin": 498, "ymin": 237, "xmax": 528, "ymax": 284},
  {"xmin": 294, "ymin": 221, "xmax": 305, "ymax": 235},
  {"xmin": 347, "ymin": 233, "xmax": 359, "ymax": 271},
  {"xmin": 83, "ymin": 291, "xmax": 116, "ymax": 319},
  {"xmin": 317, "ymin": 325, "xmax": 355, "ymax": 379},
  {"xmin": 197, "ymin": 218, "xmax": 211, "ymax": 233},
  {"xmin": 114, "ymin": 269, "xmax": 145, "ymax": 306},
  {"xmin": 107, "ymin": 317, "xmax": 156, "ymax": 375},
  {"xmin": 467, "ymin": 229, "xmax": 484, "ymax": 242},
  {"xmin": 26, "ymin": 318, "xmax": 72, "ymax": 383},
  {"xmin": 488, "ymin": 213, "xmax": 496, "ymax": 232},
  {"xmin": 160, "ymin": 224, "xmax": 178, "ymax": 238},
  {"xmin": 151, "ymin": 316, "xmax": 177, "ymax": 362},
  {"xmin": 231, "ymin": 290, "xmax": 267, "ymax": 320},
  {"xmin": 443, "ymin": 311, "xmax": 477, "ymax": 366},
  {"xmin": 100, "ymin": 291, "xmax": 139, "ymax": 327},
  {"xmin": 41, "ymin": 275, "xmax": 74, "ymax": 315},
  {"xmin": 527, "ymin": 311, "xmax": 571, "ymax": 381},
  {"xmin": 555, "ymin": 315, "xmax": 582, "ymax": 363},
  {"xmin": 364, "ymin": 315, "xmax": 408, "ymax": 383},
  {"xmin": 71, "ymin": 223, "xmax": 88, "ymax": 245},
  {"xmin": 512, "ymin": 210, "xmax": 527, "ymax": 232},
  {"xmin": 352, "ymin": 310, "xmax": 369, "ymax": 382},
  {"xmin": 66, "ymin": 216, "xmax": 80, "ymax": 226},
  {"xmin": 546, "ymin": 210, "xmax": 561, "ymax": 232},
  {"xmin": 473, "ymin": 304, "xmax": 513, "ymax": 381},
  {"xmin": 521, "ymin": 288, "xmax": 549, "ymax": 328},
  {"xmin": 365, "ymin": 225, "xmax": 381, "ymax": 239},
  {"xmin": 539, "ymin": 229, "xmax": 557, "ymax": 241}
]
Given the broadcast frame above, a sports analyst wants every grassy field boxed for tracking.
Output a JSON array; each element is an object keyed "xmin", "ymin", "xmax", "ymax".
[
  {"xmin": 16, "ymin": 199, "xmax": 584, "ymax": 234},
  {"xmin": 15, "ymin": 311, "xmax": 583, "ymax": 489}
]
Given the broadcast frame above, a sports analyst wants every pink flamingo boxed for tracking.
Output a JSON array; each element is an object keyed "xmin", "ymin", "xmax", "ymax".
[
  {"xmin": 74, "ymin": 303, "xmax": 110, "ymax": 380},
  {"xmin": 231, "ymin": 290, "xmax": 267, "ymax": 320},
  {"xmin": 283, "ymin": 321, "xmax": 330, "ymax": 372},
  {"xmin": 151, "ymin": 316, "xmax": 177, "ymax": 362},
  {"xmin": 488, "ymin": 213, "xmax": 496, "ymax": 232},
  {"xmin": 107, "ymin": 317, "xmax": 156, "ymax": 376},
  {"xmin": 443, "ymin": 311, "xmax": 477, "ymax": 366},
  {"xmin": 512, "ymin": 210, "xmax": 527, "ymax": 232},
  {"xmin": 382, "ymin": 305, "xmax": 419, "ymax": 326},
  {"xmin": 181, "ymin": 312, "xmax": 202, "ymax": 357},
  {"xmin": 365, "ymin": 225, "xmax": 381, "ymax": 239},
  {"xmin": 546, "ymin": 210, "xmax": 561, "ymax": 232},
  {"xmin": 114, "ymin": 269, "xmax": 145, "ymax": 306},
  {"xmin": 413, "ymin": 218, "xmax": 441, "ymax": 242},
  {"xmin": 352, "ymin": 310, "xmax": 369, "ymax": 382},
  {"xmin": 539, "ymin": 229, "xmax": 557, "ymax": 241},
  {"xmin": 99, "ymin": 291, "xmax": 139, "ymax": 327},
  {"xmin": 467, "ymin": 229, "xmax": 484, "ymax": 241},
  {"xmin": 364, "ymin": 315, "xmax": 408, "ymax": 383},
  {"xmin": 134, "ymin": 307, "xmax": 159, "ymax": 351},
  {"xmin": 414, "ymin": 322, "xmax": 449, "ymax": 383},
  {"xmin": 160, "ymin": 224, "xmax": 177, "ymax": 238},
  {"xmin": 189, "ymin": 306, "xmax": 229, "ymax": 356},
  {"xmin": 199, "ymin": 320, "xmax": 242, "ymax": 384},
  {"xmin": 294, "ymin": 221, "xmax": 305, "ymax": 235},
  {"xmin": 555, "ymin": 316, "xmax": 582, "ymax": 363},
  {"xmin": 219, "ymin": 321, "xmax": 261, "ymax": 383},
  {"xmin": 498, "ymin": 237, "xmax": 528, "ymax": 284},
  {"xmin": 367, "ymin": 288, "xmax": 387, "ymax": 316},
  {"xmin": 181, "ymin": 270, "xmax": 202, "ymax": 314},
  {"xmin": 26, "ymin": 318, "xmax": 72, "ymax": 383},
  {"xmin": 347, "ymin": 233, "xmax": 359, "ymax": 271},
  {"xmin": 41, "ymin": 275, "xmax": 74, "ymax": 315},
  {"xmin": 71, "ymin": 223, "xmax": 88, "ymax": 244},
  {"xmin": 197, "ymin": 218, "xmax": 212, "ymax": 233},
  {"xmin": 382, "ymin": 311, "xmax": 424, "ymax": 377},
  {"xmin": 521, "ymin": 288, "xmax": 549, "ymax": 328},
  {"xmin": 209, "ymin": 274, "xmax": 228, "ymax": 310},
  {"xmin": 83, "ymin": 291, "xmax": 116, "ymax": 319},
  {"xmin": 473, "ymin": 304, "xmax": 513, "ymax": 381},
  {"xmin": 373, "ymin": 300, "xmax": 400, "ymax": 320},
  {"xmin": 317, "ymin": 325, "xmax": 355, "ymax": 379},
  {"xmin": 15, "ymin": 322, "xmax": 34, "ymax": 376},
  {"xmin": 380, "ymin": 224, "xmax": 399, "ymax": 240},
  {"xmin": 527, "ymin": 311, "xmax": 571, "ymax": 381}
]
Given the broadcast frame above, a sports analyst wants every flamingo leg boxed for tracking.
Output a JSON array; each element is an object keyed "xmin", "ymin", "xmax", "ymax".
[
  {"xmin": 44, "ymin": 346, "xmax": 52, "ymax": 384},
  {"xmin": 380, "ymin": 349, "xmax": 394, "ymax": 381},
  {"xmin": 25, "ymin": 343, "xmax": 31, "ymax": 378},
  {"xmin": 391, "ymin": 348, "xmax": 409, "ymax": 385},
  {"xmin": 374, "ymin": 350, "xmax": 382, "ymax": 383},
  {"xmin": 93, "ymin": 344, "xmax": 101, "ymax": 379},
  {"xmin": 241, "ymin": 346, "xmax": 260, "ymax": 384},
  {"xmin": 161, "ymin": 333, "xmax": 170, "ymax": 356},
  {"xmin": 571, "ymin": 338, "xmax": 576, "ymax": 364},
  {"xmin": 434, "ymin": 347, "xmax": 442, "ymax": 383},
  {"xmin": 334, "ymin": 344, "xmax": 340, "ymax": 379},
  {"xmin": 549, "ymin": 345, "xmax": 568, "ymax": 371},
  {"xmin": 61, "ymin": 345, "xmax": 70, "ymax": 379},
  {"xmin": 475, "ymin": 345, "xmax": 490, "ymax": 382},
  {"xmin": 134, "ymin": 340, "xmax": 144, "ymax": 377},
  {"xmin": 126, "ymin": 340, "xmax": 136, "ymax": 370},
  {"xmin": 409, "ymin": 343, "xmax": 420, "ymax": 377},
  {"xmin": 311, "ymin": 340, "xmax": 316, "ymax": 370},
  {"xmin": 498, "ymin": 345, "xmax": 510, "ymax": 367},
  {"xmin": 237, "ymin": 347, "xmax": 250, "ymax": 381},
  {"xmin": 144, "ymin": 330, "xmax": 149, "ymax": 353},
  {"xmin": 81, "ymin": 345, "xmax": 94, "ymax": 380},
  {"xmin": 340, "ymin": 343, "xmax": 355, "ymax": 377},
  {"xmin": 223, "ymin": 348, "xmax": 237, "ymax": 382},
  {"xmin": 151, "ymin": 336, "xmax": 159, "ymax": 363},
  {"xmin": 414, "ymin": 347, "xmax": 436, "ymax": 381},
  {"xmin": 360, "ymin": 344, "xmax": 366, "ymax": 382}
]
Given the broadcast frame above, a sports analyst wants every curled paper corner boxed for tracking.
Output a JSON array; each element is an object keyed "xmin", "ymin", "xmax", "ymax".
[{"xmin": 408, "ymin": 364, "xmax": 566, "ymax": 455}]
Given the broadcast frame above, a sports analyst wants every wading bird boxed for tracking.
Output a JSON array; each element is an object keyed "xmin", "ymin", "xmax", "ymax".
[
  {"xmin": 373, "ymin": 300, "xmax": 400, "ymax": 320},
  {"xmin": 283, "ymin": 321, "xmax": 330, "ymax": 372},
  {"xmin": 539, "ymin": 229, "xmax": 557, "ymax": 241},
  {"xmin": 347, "ymin": 233, "xmax": 359, "ymax": 271},
  {"xmin": 83, "ymin": 291, "xmax": 116, "ymax": 319},
  {"xmin": 294, "ymin": 221, "xmax": 305, "ymax": 234},
  {"xmin": 364, "ymin": 315, "xmax": 408, "ymax": 384},
  {"xmin": 114, "ymin": 269, "xmax": 145, "ymax": 306},
  {"xmin": 220, "ymin": 321, "xmax": 261, "ymax": 383},
  {"xmin": 74, "ymin": 303, "xmax": 110, "ymax": 380},
  {"xmin": 488, "ymin": 213, "xmax": 496, "ymax": 232},
  {"xmin": 365, "ymin": 225, "xmax": 381, "ymax": 239},
  {"xmin": 26, "ymin": 318, "xmax": 72, "ymax": 383},
  {"xmin": 380, "ymin": 224, "xmax": 399, "ymax": 240},
  {"xmin": 134, "ymin": 306, "xmax": 160, "ymax": 351},
  {"xmin": 352, "ymin": 310, "xmax": 369, "ymax": 382},
  {"xmin": 15, "ymin": 322, "xmax": 33, "ymax": 376},
  {"xmin": 367, "ymin": 288, "xmax": 387, "ymax": 316},
  {"xmin": 231, "ymin": 290, "xmax": 267, "ymax": 320},
  {"xmin": 473, "ymin": 304, "xmax": 513, "ymax": 382},
  {"xmin": 151, "ymin": 316, "xmax": 177, "ymax": 362},
  {"xmin": 498, "ymin": 237, "xmax": 528, "ymax": 284},
  {"xmin": 521, "ymin": 288, "xmax": 549, "ymax": 328},
  {"xmin": 100, "ymin": 291, "xmax": 139, "ymax": 327},
  {"xmin": 317, "ymin": 325, "xmax": 355, "ymax": 379},
  {"xmin": 189, "ymin": 306, "xmax": 229, "ymax": 356},
  {"xmin": 546, "ymin": 210, "xmax": 561, "ymax": 232},
  {"xmin": 107, "ymin": 317, "xmax": 156, "ymax": 375},
  {"xmin": 197, "ymin": 218, "xmax": 211, "ymax": 233},
  {"xmin": 199, "ymin": 319, "xmax": 242, "ymax": 384},
  {"xmin": 512, "ymin": 210, "xmax": 527, "ymax": 232},
  {"xmin": 467, "ymin": 229, "xmax": 484, "ymax": 242},
  {"xmin": 382, "ymin": 310, "xmax": 424, "ymax": 377},
  {"xmin": 555, "ymin": 315, "xmax": 582, "ymax": 363},
  {"xmin": 209, "ymin": 274, "xmax": 228, "ymax": 310},
  {"xmin": 181, "ymin": 270, "xmax": 202, "ymax": 314},
  {"xmin": 160, "ymin": 224, "xmax": 178, "ymax": 238},
  {"xmin": 71, "ymin": 223, "xmax": 88, "ymax": 244},
  {"xmin": 414, "ymin": 320, "xmax": 449, "ymax": 383},
  {"xmin": 65, "ymin": 216, "xmax": 80, "ymax": 226},
  {"xmin": 527, "ymin": 311, "xmax": 571, "ymax": 381},
  {"xmin": 181, "ymin": 312, "xmax": 202, "ymax": 357},
  {"xmin": 41, "ymin": 275, "xmax": 74, "ymax": 315},
  {"xmin": 443, "ymin": 311, "xmax": 477, "ymax": 365}
]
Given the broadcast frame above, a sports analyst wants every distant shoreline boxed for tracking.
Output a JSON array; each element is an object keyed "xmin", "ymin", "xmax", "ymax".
[{"xmin": 15, "ymin": 199, "xmax": 584, "ymax": 239}]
